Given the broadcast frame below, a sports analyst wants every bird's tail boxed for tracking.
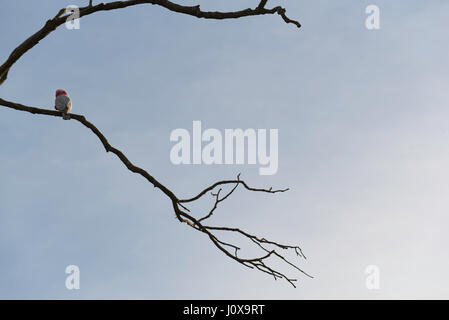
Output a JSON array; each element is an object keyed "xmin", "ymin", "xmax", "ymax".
[{"xmin": 62, "ymin": 112, "xmax": 71, "ymax": 120}]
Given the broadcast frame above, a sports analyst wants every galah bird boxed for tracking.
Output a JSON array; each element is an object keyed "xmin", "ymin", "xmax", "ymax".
[{"xmin": 54, "ymin": 89, "xmax": 72, "ymax": 120}]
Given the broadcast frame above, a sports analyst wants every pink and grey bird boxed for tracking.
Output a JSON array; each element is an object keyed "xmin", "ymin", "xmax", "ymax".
[{"xmin": 54, "ymin": 89, "xmax": 72, "ymax": 120}]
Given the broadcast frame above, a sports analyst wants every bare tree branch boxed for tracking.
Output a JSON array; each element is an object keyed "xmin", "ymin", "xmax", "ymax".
[
  {"xmin": 0, "ymin": 0, "xmax": 300, "ymax": 86},
  {"xmin": 0, "ymin": 1, "xmax": 308, "ymax": 287},
  {"xmin": 180, "ymin": 173, "xmax": 289, "ymax": 203},
  {"xmin": 0, "ymin": 97, "xmax": 310, "ymax": 287}
]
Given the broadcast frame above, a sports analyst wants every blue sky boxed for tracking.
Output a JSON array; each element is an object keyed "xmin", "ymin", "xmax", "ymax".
[{"xmin": 1, "ymin": 0, "xmax": 449, "ymax": 299}]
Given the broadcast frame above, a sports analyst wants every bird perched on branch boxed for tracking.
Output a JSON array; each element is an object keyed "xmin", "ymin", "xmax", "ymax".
[{"xmin": 54, "ymin": 89, "xmax": 72, "ymax": 120}]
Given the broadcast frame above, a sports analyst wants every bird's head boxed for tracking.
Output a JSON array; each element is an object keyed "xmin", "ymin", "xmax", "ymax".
[{"xmin": 55, "ymin": 89, "xmax": 68, "ymax": 97}]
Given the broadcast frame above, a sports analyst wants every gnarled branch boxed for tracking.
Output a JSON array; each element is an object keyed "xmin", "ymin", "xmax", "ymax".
[
  {"xmin": 0, "ymin": 97, "xmax": 310, "ymax": 287},
  {"xmin": 0, "ymin": 0, "xmax": 300, "ymax": 86},
  {"xmin": 0, "ymin": 1, "xmax": 308, "ymax": 287}
]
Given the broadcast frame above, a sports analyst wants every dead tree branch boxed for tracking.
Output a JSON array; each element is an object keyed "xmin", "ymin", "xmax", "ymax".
[
  {"xmin": 0, "ymin": 1, "xmax": 308, "ymax": 287},
  {"xmin": 0, "ymin": 0, "xmax": 300, "ymax": 86},
  {"xmin": 0, "ymin": 97, "xmax": 310, "ymax": 287}
]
